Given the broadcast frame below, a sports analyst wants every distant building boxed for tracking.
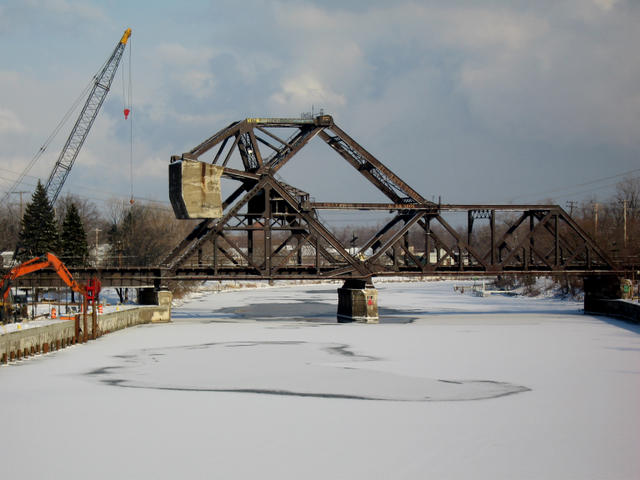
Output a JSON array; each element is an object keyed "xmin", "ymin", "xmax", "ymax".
[{"xmin": 1, "ymin": 251, "xmax": 14, "ymax": 267}]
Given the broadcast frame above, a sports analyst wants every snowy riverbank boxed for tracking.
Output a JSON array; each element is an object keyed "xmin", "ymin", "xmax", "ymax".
[{"xmin": 0, "ymin": 280, "xmax": 638, "ymax": 479}]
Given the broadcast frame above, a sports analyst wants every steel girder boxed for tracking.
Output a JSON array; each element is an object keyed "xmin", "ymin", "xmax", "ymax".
[{"xmin": 162, "ymin": 115, "xmax": 617, "ymax": 281}]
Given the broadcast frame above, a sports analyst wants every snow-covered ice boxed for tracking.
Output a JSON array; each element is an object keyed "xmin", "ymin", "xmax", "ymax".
[{"xmin": 1, "ymin": 280, "xmax": 638, "ymax": 479}]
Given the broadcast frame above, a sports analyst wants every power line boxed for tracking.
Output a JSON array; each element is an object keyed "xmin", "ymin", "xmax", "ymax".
[
  {"xmin": 0, "ymin": 77, "xmax": 95, "ymax": 206},
  {"xmin": 507, "ymin": 168, "xmax": 640, "ymax": 203}
]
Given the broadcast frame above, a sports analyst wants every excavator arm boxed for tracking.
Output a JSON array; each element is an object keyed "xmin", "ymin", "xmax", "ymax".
[{"xmin": 0, "ymin": 253, "xmax": 86, "ymax": 301}]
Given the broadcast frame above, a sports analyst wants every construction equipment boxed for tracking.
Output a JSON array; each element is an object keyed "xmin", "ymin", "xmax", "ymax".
[
  {"xmin": 44, "ymin": 28, "xmax": 132, "ymax": 204},
  {"xmin": 0, "ymin": 253, "xmax": 101, "ymax": 340},
  {"xmin": 2, "ymin": 28, "xmax": 132, "ymax": 208},
  {"xmin": 4, "ymin": 28, "xmax": 132, "ymax": 265}
]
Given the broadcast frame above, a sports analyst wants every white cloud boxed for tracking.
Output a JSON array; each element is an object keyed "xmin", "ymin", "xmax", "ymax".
[
  {"xmin": 155, "ymin": 43, "xmax": 215, "ymax": 68},
  {"xmin": 153, "ymin": 43, "xmax": 217, "ymax": 99},
  {"xmin": 269, "ymin": 74, "xmax": 346, "ymax": 111},
  {"xmin": 23, "ymin": 0, "xmax": 106, "ymax": 22},
  {"xmin": 2, "ymin": 1, "xmax": 639, "ymax": 205},
  {"xmin": 179, "ymin": 70, "xmax": 215, "ymax": 99},
  {"xmin": 593, "ymin": 0, "xmax": 618, "ymax": 11},
  {"xmin": 0, "ymin": 108, "xmax": 25, "ymax": 134}
]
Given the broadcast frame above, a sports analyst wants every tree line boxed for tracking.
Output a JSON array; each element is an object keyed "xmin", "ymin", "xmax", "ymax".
[
  {"xmin": 0, "ymin": 180, "xmax": 196, "ymax": 268},
  {"xmin": 0, "ymin": 177, "xmax": 637, "ymax": 270}
]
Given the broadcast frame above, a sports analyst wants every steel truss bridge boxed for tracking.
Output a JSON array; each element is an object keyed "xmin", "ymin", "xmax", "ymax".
[{"xmin": 14, "ymin": 115, "xmax": 621, "ymax": 289}]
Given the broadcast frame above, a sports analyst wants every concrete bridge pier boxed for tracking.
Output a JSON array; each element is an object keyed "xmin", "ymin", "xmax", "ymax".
[
  {"xmin": 337, "ymin": 279, "xmax": 378, "ymax": 323},
  {"xmin": 137, "ymin": 287, "xmax": 173, "ymax": 322}
]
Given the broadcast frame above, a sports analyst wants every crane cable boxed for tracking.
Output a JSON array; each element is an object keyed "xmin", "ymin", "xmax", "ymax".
[
  {"xmin": 122, "ymin": 36, "xmax": 135, "ymax": 205},
  {"xmin": 0, "ymin": 77, "xmax": 95, "ymax": 205}
]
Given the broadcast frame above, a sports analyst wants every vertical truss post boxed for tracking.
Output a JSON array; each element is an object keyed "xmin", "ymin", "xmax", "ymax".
[
  {"xmin": 490, "ymin": 210, "xmax": 496, "ymax": 267},
  {"xmin": 213, "ymin": 237, "xmax": 218, "ymax": 276},
  {"xmin": 529, "ymin": 214, "xmax": 535, "ymax": 267},
  {"xmin": 425, "ymin": 217, "xmax": 432, "ymax": 267},
  {"xmin": 264, "ymin": 184, "xmax": 272, "ymax": 276},
  {"xmin": 554, "ymin": 214, "xmax": 559, "ymax": 267},
  {"xmin": 248, "ymin": 216, "xmax": 254, "ymax": 265}
]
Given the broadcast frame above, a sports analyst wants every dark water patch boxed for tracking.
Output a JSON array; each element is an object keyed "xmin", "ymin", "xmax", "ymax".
[
  {"xmin": 87, "ymin": 366, "xmax": 123, "ymax": 376},
  {"xmin": 324, "ymin": 344, "xmax": 379, "ymax": 361},
  {"xmin": 211, "ymin": 302, "xmax": 416, "ymax": 324},
  {"xmin": 604, "ymin": 347, "xmax": 640, "ymax": 352},
  {"xmin": 86, "ymin": 341, "xmax": 530, "ymax": 402}
]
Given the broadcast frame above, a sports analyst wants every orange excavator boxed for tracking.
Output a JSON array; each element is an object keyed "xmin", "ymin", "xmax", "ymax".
[{"xmin": 0, "ymin": 253, "xmax": 100, "ymax": 340}]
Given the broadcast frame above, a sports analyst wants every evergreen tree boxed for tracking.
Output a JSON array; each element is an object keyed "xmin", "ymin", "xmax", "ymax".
[
  {"xmin": 61, "ymin": 203, "xmax": 89, "ymax": 266},
  {"xmin": 18, "ymin": 181, "xmax": 60, "ymax": 259}
]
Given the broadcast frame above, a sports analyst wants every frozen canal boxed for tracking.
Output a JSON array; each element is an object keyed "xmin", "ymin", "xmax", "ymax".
[{"xmin": 1, "ymin": 281, "xmax": 639, "ymax": 479}]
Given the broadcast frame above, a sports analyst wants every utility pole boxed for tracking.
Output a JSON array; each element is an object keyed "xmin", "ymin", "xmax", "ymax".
[
  {"xmin": 566, "ymin": 200, "xmax": 577, "ymax": 217},
  {"xmin": 11, "ymin": 191, "xmax": 29, "ymax": 218},
  {"xmin": 94, "ymin": 227, "xmax": 102, "ymax": 266},
  {"xmin": 593, "ymin": 202, "xmax": 599, "ymax": 238},
  {"xmin": 623, "ymin": 200, "xmax": 627, "ymax": 249}
]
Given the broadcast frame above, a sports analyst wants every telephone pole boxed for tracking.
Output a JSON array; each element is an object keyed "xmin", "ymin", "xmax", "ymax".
[
  {"xmin": 11, "ymin": 190, "xmax": 29, "ymax": 218},
  {"xmin": 623, "ymin": 200, "xmax": 627, "ymax": 249},
  {"xmin": 593, "ymin": 202, "xmax": 599, "ymax": 238},
  {"xmin": 94, "ymin": 227, "xmax": 102, "ymax": 266},
  {"xmin": 566, "ymin": 200, "xmax": 577, "ymax": 217}
]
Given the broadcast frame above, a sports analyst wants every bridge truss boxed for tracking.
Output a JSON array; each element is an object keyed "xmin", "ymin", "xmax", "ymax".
[{"xmin": 160, "ymin": 115, "xmax": 616, "ymax": 283}]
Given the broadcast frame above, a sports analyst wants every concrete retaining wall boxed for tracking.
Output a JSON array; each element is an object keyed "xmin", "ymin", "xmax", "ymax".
[
  {"xmin": 1, "ymin": 291, "xmax": 171, "ymax": 365},
  {"xmin": 585, "ymin": 299, "xmax": 640, "ymax": 324},
  {"xmin": 0, "ymin": 320, "xmax": 76, "ymax": 363}
]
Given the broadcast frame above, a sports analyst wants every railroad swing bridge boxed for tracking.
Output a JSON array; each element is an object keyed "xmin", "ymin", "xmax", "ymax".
[{"xmin": 17, "ymin": 115, "xmax": 627, "ymax": 322}]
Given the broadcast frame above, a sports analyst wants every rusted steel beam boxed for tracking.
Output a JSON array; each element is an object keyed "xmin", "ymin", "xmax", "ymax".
[
  {"xmin": 366, "ymin": 213, "xmax": 425, "ymax": 265},
  {"xmin": 259, "ymin": 126, "xmax": 324, "ymax": 174},
  {"xmin": 254, "ymin": 133, "xmax": 282, "ymax": 153},
  {"xmin": 155, "ymin": 116, "xmax": 619, "ymax": 285},
  {"xmin": 318, "ymin": 131, "xmax": 403, "ymax": 204},
  {"xmin": 358, "ymin": 214, "xmax": 405, "ymax": 254},
  {"xmin": 222, "ymin": 134, "xmax": 241, "ymax": 167},
  {"xmin": 499, "ymin": 211, "xmax": 554, "ymax": 268},
  {"xmin": 161, "ymin": 181, "xmax": 254, "ymax": 267},
  {"xmin": 168, "ymin": 177, "xmax": 269, "ymax": 270},
  {"xmin": 439, "ymin": 204, "xmax": 561, "ymax": 211},
  {"xmin": 324, "ymin": 123, "xmax": 430, "ymax": 204},
  {"xmin": 218, "ymin": 232, "xmax": 263, "ymax": 272},
  {"xmin": 188, "ymin": 121, "xmax": 242, "ymax": 158},
  {"xmin": 311, "ymin": 202, "xmax": 436, "ymax": 210},
  {"xmin": 267, "ymin": 178, "xmax": 371, "ymax": 277},
  {"xmin": 272, "ymin": 233, "xmax": 311, "ymax": 273},
  {"xmin": 222, "ymin": 167, "xmax": 260, "ymax": 181},
  {"xmin": 433, "ymin": 214, "xmax": 489, "ymax": 269},
  {"xmin": 212, "ymin": 136, "xmax": 230, "ymax": 164},
  {"xmin": 557, "ymin": 208, "xmax": 615, "ymax": 267},
  {"xmin": 248, "ymin": 129, "xmax": 263, "ymax": 166},
  {"xmin": 396, "ymin": 240, "xmax": 425, "ymax": 273}
]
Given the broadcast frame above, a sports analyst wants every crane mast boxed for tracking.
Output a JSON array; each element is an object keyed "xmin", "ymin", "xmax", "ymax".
[{"xmin": 44, "ymin": 28, "xmax": 131, "ymax": 204}]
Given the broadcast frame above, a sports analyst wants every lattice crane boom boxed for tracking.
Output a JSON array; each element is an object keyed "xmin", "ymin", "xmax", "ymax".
[{"xmin": 44, "ymin": 28, "xmax": 131, "ymax": 204}]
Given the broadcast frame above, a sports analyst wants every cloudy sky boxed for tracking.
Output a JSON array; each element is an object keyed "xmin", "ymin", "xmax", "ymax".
[{"xmin": 0, "ymin": 0, "xmax": 638, "ymax": 212}]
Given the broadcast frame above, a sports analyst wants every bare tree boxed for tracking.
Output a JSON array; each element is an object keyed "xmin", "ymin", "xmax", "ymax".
[
  {"xmin": 107, "ymin": 200, "xmax": 197, "ymax": 266},
  {"xmin": 0, "ymin": 204, "xmax": 21, "ymax": 255},
  {"xmin": 56, "ymin": 194, "xmax": 109, "ymax": 237}
]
